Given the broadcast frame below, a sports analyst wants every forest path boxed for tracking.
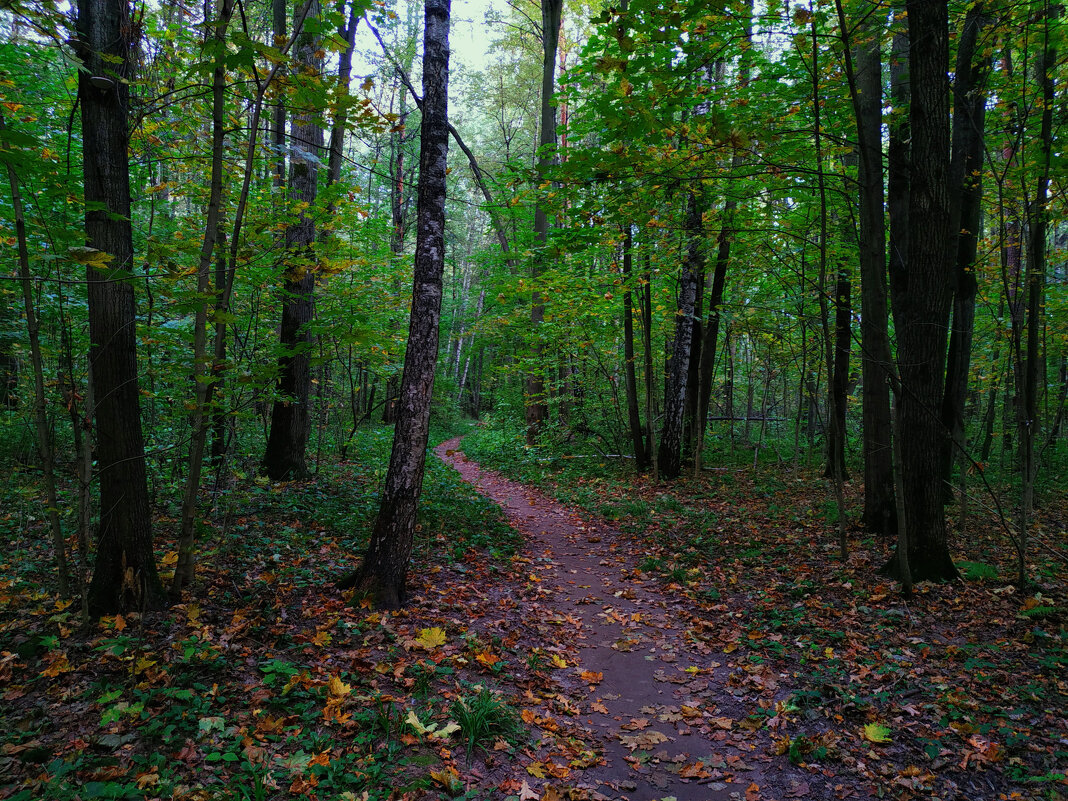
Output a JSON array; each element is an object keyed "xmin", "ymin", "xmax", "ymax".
[{"xmin": 435, "ymin": 438, "xmax": 860, "ymax": 801}]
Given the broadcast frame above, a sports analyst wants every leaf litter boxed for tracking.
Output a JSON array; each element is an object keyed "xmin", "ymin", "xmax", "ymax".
[{"xmin": 0, "ymin": 435, "xmax": 1064, "ymax": 801}]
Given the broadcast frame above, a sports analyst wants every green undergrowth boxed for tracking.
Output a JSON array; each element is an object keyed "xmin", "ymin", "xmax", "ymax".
[
  {"xmin": 0, "ymin": 424, "xmax": 523, "ymax": 801},
  {"xmin": 462, "ymin": 417, "xmax": 1068, "ymax": 796}
]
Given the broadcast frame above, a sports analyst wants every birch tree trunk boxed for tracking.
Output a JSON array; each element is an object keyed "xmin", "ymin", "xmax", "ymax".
[{"xmin": 338, "ymin": 0, "xmax": 451, "ymax": 608}]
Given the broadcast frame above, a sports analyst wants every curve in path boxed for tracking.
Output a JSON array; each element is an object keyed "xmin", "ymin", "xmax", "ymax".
[{"xmin": 436, "ymin": 439, "xmax": 867, "ymax": 801}]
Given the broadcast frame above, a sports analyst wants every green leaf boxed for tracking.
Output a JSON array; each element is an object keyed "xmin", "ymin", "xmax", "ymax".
[{"xmin": 862, "ymin": 723, "xmax": 891, "ymax": 744}]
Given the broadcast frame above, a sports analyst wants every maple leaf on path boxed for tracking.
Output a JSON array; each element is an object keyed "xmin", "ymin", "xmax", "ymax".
[
  {"xmin": 579, "ymin": 670, "xmax": 603, "ymax": 686},
  {"xmin": 415, "ymin": 627, "xmax": 447, "ymax": 650}
]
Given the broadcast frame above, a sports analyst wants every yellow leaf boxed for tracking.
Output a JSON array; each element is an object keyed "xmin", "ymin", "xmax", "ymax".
[
  {"xmin": 406, "ymin": 710, "xmax": 430, "ymax": 735},
  {"xmin": 430, "ymin": 767, "xmax": 461, "ymax": 792},
  {"xmin": 312, "ymin": 630, "xmax": 332, "ymax": 647},
  {"xmin": 40, "ymin": 651, "xmax": 72, "ymax": 678},
  {"xmin": 327, "ymin": 675, "xmax": 351, "ymax": 698},
  {"xmin": 134, "ymin": 657, "xmax": 157, "ymax": 674},
  {"xmin": 415, "ymin": 627, "xmax": 446, "ymax": 650},
  {"xmin": 550, "ymin": 654, "xmax": 568, "ymax": 669},
  {"xmin": 526, "ymin": 761, "xmax": 546, "ymax": 778},
  {"xmin": 67, "ymin": 246, "xmax": 115, "ymax": 268}
]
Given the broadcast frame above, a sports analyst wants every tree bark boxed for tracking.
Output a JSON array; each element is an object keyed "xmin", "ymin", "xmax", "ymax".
[
  {"xmin": 172, "ymin": 0, "xmax": 235, "ymax": 596},
  {"xmin": 836, "ymin": 0, "xmax": 895, "ymax": 536},
  {"xmin": 76, "ymin": 0, "xmax": 164, "ymax": 615},
  {"xmin": 825, "ymin": 267, "xmax": 851, "ymax": 481},
  {"xmin": 694, "ymin": 201, "xmax": 733, "ymax": 473},
  {"xmin": 621, "ymin": 225, "xmax": 649, "ymax": 471},
  {"xmin": 657, "ymin": 191, "xmax": 702, "ymax": 479},
  {"xmin": 3, "ymin": 113, "xmax": 70, "ymax": 595},
  {"xmin": 326, "ymin": 0, "xmax": 360, "ymax": 196},
  {"xmin": 887, "ymin": 27, "xmax": 910, "ymax": 314},
  {"xmin": 272, "ymin": 0, "xmax": 287, "ymax": 191},
  {"xmin": 939, "ymin": 3, "xmax": 993, "ymax": 498},
  {"xmin": 885, "ymin": 0, "xmax": 959, "ymax": 582},
  {"xmin": 263, "ymin": 0, "xmax": 323, "ymax": 480},
  {"xmin": 525, "ymin": 0, "xmax": 563, "ymax": 444},
  {"xmin": 1016, "ymin": 9, "xmax": 1055, "ymax": 586},
  {"xmin": 338, "ymin": 0, "xmax": 450, "ymax": 608},
  {"xmin": 810, "ymin": 11, "xmax": 847, "ymax": 559}
]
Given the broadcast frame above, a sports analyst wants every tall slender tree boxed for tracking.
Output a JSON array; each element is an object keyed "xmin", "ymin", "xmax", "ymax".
[
  {"xmin": 940, "ymin": 3, "xmax": 994, "ymax": 498},
  {"xmin": 338, "ymin": 0, "xmax": 451, "ymax": 608},
  {"xmin": 621, "ymin": 224, "xmax": 649, "ymax": 471},
  {"xmin": 263, "ymin": 0, "xmax": 324, "ymax": 480},
  {"xmin": 75, "ymin": 0, "xmax": 164, "ymax": 614},
  {"xmin": 172, "ymin": 0, "xmax": 236, "ymax": 596},
  {"xmin": 835, "ymin": 0, "xmax": 896, "ymax": 538},
  {"xmin": 525, "ymin": 0, "xmax": 563, "ymax": 444}
]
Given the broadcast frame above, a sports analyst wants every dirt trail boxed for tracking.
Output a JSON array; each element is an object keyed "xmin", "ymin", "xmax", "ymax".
[{"xmin": 436, "ymin": 439, "xmax": 865, "ymax": 801}]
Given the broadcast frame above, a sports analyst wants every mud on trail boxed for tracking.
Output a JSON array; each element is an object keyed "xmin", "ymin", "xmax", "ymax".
[{"xmin": 435, "ymin": 438, "xmax": 872, "ymax": 801}]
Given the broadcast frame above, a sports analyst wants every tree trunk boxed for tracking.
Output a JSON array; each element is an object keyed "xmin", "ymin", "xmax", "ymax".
[
  {"xmin": 209, "ymin": 238, "xmax": 229, "ymax": 467},
  {"xmin": 338, "ymin": 0, "xmax": 450, "ymax": 608},
  {"xmin": 621, "ymin": 225, "xmax": 649, "ymax": 471},
  {"xmin": 887, "ymin": 26, "xmax": 910, "ymax": 315},
  {"xmin": 525, "ymin": 0, "xmax": 563, "ymax": 444},
  {"xmin": 836, "ymin": 0, "xmax": 895, "ymax": 536},
  {"xmin": 172, "ymin": 0, "xmax": 235, "ymax": 597},
  {"xmin": 4, "ymin": 113, "xmax": 70, "ymax": 595},
  {"xmin": 939, "ymin": 3, "xmax": 993, "ymax": 499},
  {"xmin": 76, "ymin": 0, "xmax": 164, "ymax": 615},
  {"xmin": 825, "ymin": 267, "xmax": 851, "ymax": 481},
  {"xmin": 263, "ymin": 0, "xmax": 323, "ymax": 480},
  {"xmin": 382, "ymin": 71, "xmax": 415, "ymax": 426},
  {"xmin": 272, "ymin": 0, "xmax": 287, "ymax": 191},
  {"xmin": 0, "ymin": 292, "xmax": 15, "ymax": 408},
  {"xmin": 694, "ymin": 201, "xmax": 733, "ymax": 473},
  {"xmin": 884, "ymin": 0, "xmax": 959, "ymax": 583},
  {"xmin": 326, "ymin": 0, "xmax": 360, "ymax": 195},
  {"xmin": 657, "ymin": 191, "xmax": 702, "ymax": 479},
  {"xmin": 810, "ymin": 12, "xmax": 847, "ymax": 559},
  {"xmin": 642, "ymin": 249, "xmax": 658, "ymax": 480},
  {"xmin": 1016, "ymin": 13, "xmax": 1055, "ymax": 586}
]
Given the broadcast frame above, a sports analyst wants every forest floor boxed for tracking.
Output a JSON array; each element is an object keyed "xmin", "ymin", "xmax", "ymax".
[{"xmin": 0, "ymin": 431, "xmax": 1065, "ymax": 801}]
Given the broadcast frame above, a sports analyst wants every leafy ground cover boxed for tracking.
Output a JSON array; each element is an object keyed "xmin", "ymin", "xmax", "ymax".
[
  {"xmin": 0, "ymin": 427, "xmax": 530, "ymax": 800},
  {"xmin": 461, "ymin": 424, "xmax": 1068, "ymax": 800},
  {"xmin": 0, "ymin": 422, "xmax": 1065, "ymax": 801}
]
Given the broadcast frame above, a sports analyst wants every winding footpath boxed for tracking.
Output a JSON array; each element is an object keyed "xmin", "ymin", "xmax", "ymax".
[{"xmin": 436, "ymin": 438, "xmax": 871, "ymax": 801}]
